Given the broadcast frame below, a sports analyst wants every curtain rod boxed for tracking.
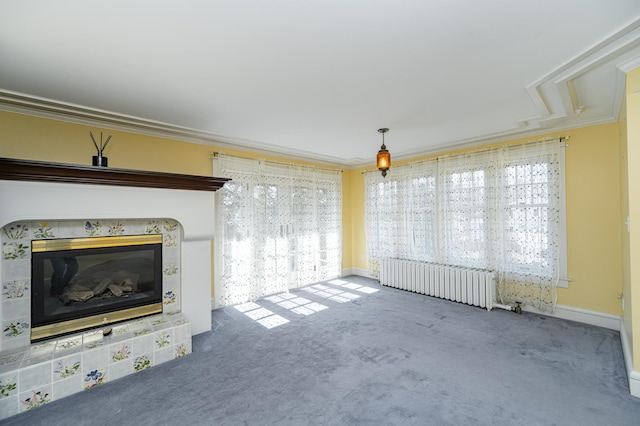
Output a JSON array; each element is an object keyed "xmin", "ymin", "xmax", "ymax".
[
  {"xmin": 210, "ymin": 152, "xmax": 343, "ymax": 173},
  {"xmin": 436, "ymin": 136, "xmax": 569, "ymax": 161},
  {"xmin": 361, "ymin": 136, "xmax": 570, "ymax": 175}
]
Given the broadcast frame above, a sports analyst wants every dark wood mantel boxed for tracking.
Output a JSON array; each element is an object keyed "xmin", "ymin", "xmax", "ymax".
[{"xmin": 0, "ymin": 157, "xmax": 230, "ymax": 191}]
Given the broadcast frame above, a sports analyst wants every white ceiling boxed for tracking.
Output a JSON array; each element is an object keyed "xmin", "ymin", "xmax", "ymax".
[{"xmin": 1, "ymin": 1, "xmax": 640, "ymax": 167}]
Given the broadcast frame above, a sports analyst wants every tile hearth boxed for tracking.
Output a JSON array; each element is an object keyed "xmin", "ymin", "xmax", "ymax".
[
  {"xmin": 0, "ymin": 218, "xmax": 191, "ymax": 420},
  {"xmin": 0, "ymin": 312, "xmax": 191, "ymax": 419}
]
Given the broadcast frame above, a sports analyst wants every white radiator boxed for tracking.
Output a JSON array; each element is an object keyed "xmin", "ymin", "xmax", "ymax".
[{"xmin": 380, "ymin": 258, "xmax": 496, "ymax": 310}]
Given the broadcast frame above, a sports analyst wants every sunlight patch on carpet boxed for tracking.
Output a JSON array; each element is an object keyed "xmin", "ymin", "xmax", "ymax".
[
  {"xmin": 328, "ymin": 279, "xmax": 380, "ymax": 294},
  {"xmin": 302, "ymin": 283, "xmax": 362, "ymax": 303},
  {"xmin": 265, "ymin": 292, "xmax": 329, "ymax": 316},
  {"xmin": 256, "ymin": 315, "xmax": 289, "ymax": 329},
  {"xmin": 233, "ymin": 302, "xmax": 290, "ymax": 329}
]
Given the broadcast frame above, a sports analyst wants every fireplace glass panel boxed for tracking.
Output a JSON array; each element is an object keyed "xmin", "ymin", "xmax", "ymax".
[{"xmin": 31, "ymin": 234, "xmax": 163, "ymax": 341}]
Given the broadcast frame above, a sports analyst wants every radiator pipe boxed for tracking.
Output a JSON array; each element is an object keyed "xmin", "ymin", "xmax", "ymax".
[{"xmin": 493, "ymin": 302, "xmax": 523, "ymax": 314}]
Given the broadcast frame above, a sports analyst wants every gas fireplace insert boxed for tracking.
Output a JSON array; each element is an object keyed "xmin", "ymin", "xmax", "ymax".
[{"xmin": 31, "ymin": 234, "xmax": 163, "ymax": 341}]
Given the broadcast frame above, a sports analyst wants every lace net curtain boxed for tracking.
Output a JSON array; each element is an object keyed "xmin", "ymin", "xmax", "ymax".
[
  {"xmin": 214, "ymin": 154, "xmax": 342, "ymax": 307},
  {"xmin": 365, "ymin": 139, "xmax": 564, "ymax": 312}
]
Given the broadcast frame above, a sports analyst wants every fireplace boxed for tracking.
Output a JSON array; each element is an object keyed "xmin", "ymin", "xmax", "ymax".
[
  {"xmin": 0, "ymin": 158, "xmax": 229, "ymax": 419},
  {"xmin": 30, "ymin": 234, "xmax": 163, "ymax": 342}
]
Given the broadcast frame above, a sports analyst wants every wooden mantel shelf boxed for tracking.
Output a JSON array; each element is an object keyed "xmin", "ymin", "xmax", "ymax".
[{"xmin": 0, "ymin": 157, "xmax": 230, "ymax": 191}]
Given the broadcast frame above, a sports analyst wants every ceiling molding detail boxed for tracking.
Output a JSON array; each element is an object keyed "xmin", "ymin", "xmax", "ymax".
[
  {"xmin": 2, "ymin": 18, "xmax": 640, "ymax": 169},
  {"xmin": 0, "ymin": 89, "xmax": 350, "ymax": 168},
  {"xmin": 523, "ymin": 18, "xmax": 640, "ymax": 129}
]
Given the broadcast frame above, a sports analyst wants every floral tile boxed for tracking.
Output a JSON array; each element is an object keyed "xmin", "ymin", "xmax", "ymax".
[
  {"xmin": 145, "ymin": 220, "xmax": 162, "ymax": 234},
  {"xmin": 32, "ymin": 222, "xmax": 56, "ymax": 239},
  {"xmin": 83, "ymin": 220, "xmax": 103, "ymax": 237},
  {"xmin": 2, "ymin": 223, "xmax": 30, "ymax": 241},
  {"xmin": 163, "ymin": 264, "xmax": 179, "ymax": 276},
  {"xmin": 172, "ymin": 317, "xmax": 189, "ymax": 327},
  {"xmin": 107, "ymin": 324, "xmax": 132, "ymax": 342},
  {"xmin": 150, "ymin": 317, "xmax": 169, "ymax": 327},
  {"xmin": 163, "ymin": 233, "xmax": 178, "ymax": 247},
  {"xmin": 2, "ymin": 280, "xmax": 29, "ymax": 300},
  {"xmin": 53, "ymin": 356, "xmax": 81, "ymax": 381},
  {"xmin": 107, "ymin": 221, "xmax": 125, "ymax": 236},
  {"xmin": 83, "ymin": 368, "xmax": 106, "ymax": 389},
  {"xmin": 109, "ymin": 341, "xmax": 132, "ymax": 363},
  {"xmin": 163, "ymin": 289, "xmax": 178, "ymax": 305},
  {"xmin": 0, "ymin": 374, "xmax": 18, "ymax": 399},
  {"xmin": 174, "ymin": 342, "xmax": 191, "ymax": 359},
  {"xmin": 2, "ymin": 242, "xmax": 29, "ymax": 261},
  {"xmin": 133, "ymin": 354, "xmax": 151, "ymax": 371},
  {"xmin": 3, "ymin": 319, "xmax": 29, "ymax": 339},
  {"xmin": 163, "ymin": 220, "xmax": 178, "ymax": 233},
  {"xmin": 20, "ymin": 386, "xmax": 51, "ymax": 412},
  {"xmin": 55, "ymin": 336, "xmax": 83, "ymax": 355},
  {"xmin": 154, "ymin": 331, "xmax": 171, "ymax": 349},
  {"xmin": 83, "ymin": 330, "xmax": 105, "ymax": 349}
]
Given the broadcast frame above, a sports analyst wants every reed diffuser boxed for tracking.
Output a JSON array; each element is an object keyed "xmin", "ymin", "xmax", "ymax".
[{"xmin": 90, "ymin": 131, "xmax": 111, "ymax": 167}]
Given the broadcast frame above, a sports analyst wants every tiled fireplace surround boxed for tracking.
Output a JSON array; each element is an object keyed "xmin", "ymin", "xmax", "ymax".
[{"xmin": 0, "ymin": 178, "xmax": 217, "ymax": 419}]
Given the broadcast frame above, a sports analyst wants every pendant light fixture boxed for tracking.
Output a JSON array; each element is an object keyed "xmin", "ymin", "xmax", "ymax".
[{"xmin": 376, "ymin": 128, "xmax": 390, "ymax": 177}]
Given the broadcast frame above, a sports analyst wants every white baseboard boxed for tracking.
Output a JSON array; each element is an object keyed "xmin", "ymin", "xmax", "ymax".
[
  {"xmin": 342, "ymin": 268, "xmax": 375, "ymax": 279},
  {"xmin": 521, "ymin": 303, "xmax": 621, "ymax": 330},
  {"xmin": 620, "ymin": 320, "xmax": 640, "ymax": 398}
]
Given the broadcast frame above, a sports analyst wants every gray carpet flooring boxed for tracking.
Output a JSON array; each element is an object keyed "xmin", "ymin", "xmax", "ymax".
[{"xmin": 5, "ymin": 275, "xmax": 640, "ymax": 425}]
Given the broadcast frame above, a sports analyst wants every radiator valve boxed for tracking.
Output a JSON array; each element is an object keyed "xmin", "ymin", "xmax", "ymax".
[{"xmin": 514, "ymin": 302, "xmax": 522, "ymax": 314}]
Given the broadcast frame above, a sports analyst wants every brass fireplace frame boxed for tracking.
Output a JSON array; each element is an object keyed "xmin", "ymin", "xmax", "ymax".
[
  {"xmin": 32, "ymin": 234, "xmax": 163, "ymax": 252},
  {"xmin": 31, "ymin": 234, "xmax": 163, "ymax": 341}
]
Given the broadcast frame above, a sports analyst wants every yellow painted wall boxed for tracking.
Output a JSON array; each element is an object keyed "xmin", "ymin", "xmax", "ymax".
[
  {"xmin": 350, "ymin": 122, "xmax": 624, "ymax": 315},
  {"xmin": 348, "ymin": 168, "xmax": 366, "ymax": 270},
  {"xmin": 0, "ymin": 110, "xmax": 348, "ymax": 298},
  {"xmin": 0, "ymin": 110, "xmax": 627, "ymax": 316},
  {"xmin": 626, "ymin": 67, "xmax": 640, "ymax": 368},
  {"xmin": 620, "ymin": 112, "xmax": 632, "ymax": 353},
  {"xmin": 563, "ymin": 124, "xmax": 622, "ymax": 313}
]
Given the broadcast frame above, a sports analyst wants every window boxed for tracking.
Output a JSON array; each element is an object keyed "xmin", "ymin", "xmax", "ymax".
[
  {"xmin": 214, "ymin": 154, "xmax": 342, "ymax": 307},
  {"xmin": 365, "ymin": 138, "xmax": 566, "ymax": 312}
]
